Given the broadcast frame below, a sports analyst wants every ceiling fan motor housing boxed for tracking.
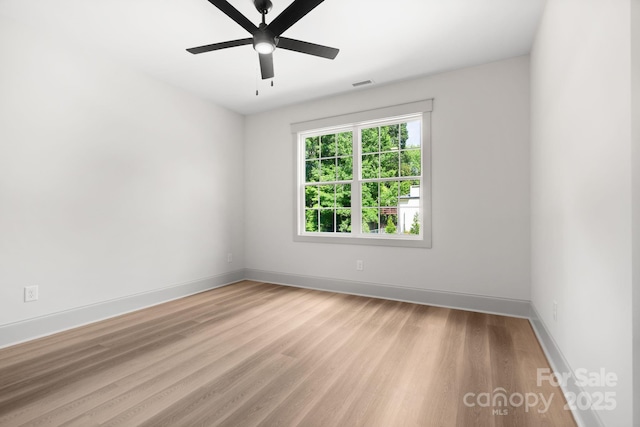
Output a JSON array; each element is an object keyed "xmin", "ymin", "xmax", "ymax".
[{"xmin": 253, "ymin": 23, "xmax": 277, "ymax": 53}]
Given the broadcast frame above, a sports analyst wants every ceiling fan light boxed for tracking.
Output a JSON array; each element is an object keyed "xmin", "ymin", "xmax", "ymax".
[
  {"xmin": 254, "ymin": 40, "xmax": 275, "ymax": 54},
  {"xmin": 253, "ymin": 29, "xmax": 276, "ymax": 54}
]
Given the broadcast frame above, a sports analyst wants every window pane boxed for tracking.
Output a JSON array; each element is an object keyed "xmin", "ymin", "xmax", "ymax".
[
  {"xmin": 305, "ymin": 209, "xmax": 318, "ymax": 232},
  {"xmin": 380, "ymin": 124, "xmax": 399, "ymax": 151},
  {"xmin": 336, "ymin": 209, "xmax": 351, "ymax": 233},
  {"xmin": 382, "ymin": 214, "xmax": 398, "ymax": 234},
  {"xmin": 336, "ymin": 184, "xmax": 351, "ymax": 208},
  {"xmin": 321, "ymin": 134, "xmax": 336, "ymax": 158},
  {"xmin": 404, "ymin": 121, "xmax": 420, "ymax": 148},
  {"xmin": 320, "ymin": 158, "xmax": 336, "ymax": 181},
  {"xmin": 305, "ymin": 136, "xmax": 320, "ymax": 159},
  {"xmin": 409, "ymin": 212, "xmax": 421, "ymax": 235},
  {"xmin": 361, "ymin": 127, "xmax": 379, "ymax": 153},
  {"xmin": 399, "ymin": 179, "xmax": 420, "ymax": 196},
  {"xmin": 362, "ymin": 182, "xmax": 379, "ymax": 207},
  {"xmin": 306, "ymin": 160, "xmax": 319, "ymax": 183},
  {"xmin": 319, "ymin": 185, "xmax": 335, "ymax": 208},
  {"xmin": 336, "ymin": 157, "xmax": 353, "ymax": 180},
  {"xmin": 305, "ymin": 185, "xmax": 318, "ymax": 208},
  {"xmin": 380, "ymin": 181, "xmax": 399, "ymax": 207},
  {"xmin": 362, "ymin": 208, "xmax": 379, "ymax": 233},
  {"xmin": 337, "ymin": 132, "xmax": 352, "ymax": 156},
  {"xmin": 362, "ymin": 154, "xmax": 379, "ymax": 179},
  {"xmin": 400, "ymin": 149, "xmax": 421, "ymax": 177},
  {"xmin": 398, "ymin": 181, "xmax": 420, "ymax": 234},
  {"xmin": 320, "ymin": 209, "xmax": 335, "ymax": 232},
  {"xmin": 380, "ymin": 152, "xmax": 399, "ymax": 178}
]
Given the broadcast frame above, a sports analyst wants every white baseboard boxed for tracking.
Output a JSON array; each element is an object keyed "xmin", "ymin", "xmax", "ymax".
[
  {"xmin": 244, "ymin": 268, "xmax": 530, "ymax": 318},
  {"xmin": 0, "ymin": 270, "xmax": 245, "ymax": 349},
  {"xmin": 529, "ymin": 304, "xmax": 604, "ymax": 427}
]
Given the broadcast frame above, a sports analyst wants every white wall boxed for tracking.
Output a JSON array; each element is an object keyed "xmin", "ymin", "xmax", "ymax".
[
  {"xmin": 244, "ymin": 56, "xmax": 531, "ymax": 301},
  {"xmin": 530, "ymin": 1, "xmax": 633, "ymax": 425},
  {"xmin": 0, "ymin": 17, "xmax": 244, "ymax": 326}
]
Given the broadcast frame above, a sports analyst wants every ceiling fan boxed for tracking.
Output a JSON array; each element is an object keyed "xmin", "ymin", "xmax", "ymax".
[{"xmin": 187, "ymin": 0, "xmax": 339, "ymax": 80}]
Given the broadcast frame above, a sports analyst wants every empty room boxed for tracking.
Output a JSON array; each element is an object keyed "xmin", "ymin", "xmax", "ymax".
[{"xmin": 0, "ymin": 0, "xmax": 638, "ymax": 426}]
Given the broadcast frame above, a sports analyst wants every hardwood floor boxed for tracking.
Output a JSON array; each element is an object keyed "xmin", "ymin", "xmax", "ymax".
[{"xmin": 0, "ymin": 281, "xmax": 576, "ymax": 426}]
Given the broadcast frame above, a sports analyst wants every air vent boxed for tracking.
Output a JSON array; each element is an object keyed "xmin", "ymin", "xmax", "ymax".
[{"xmin": 352, "ymin": 80, "xmax": 374, "ymax": 87}]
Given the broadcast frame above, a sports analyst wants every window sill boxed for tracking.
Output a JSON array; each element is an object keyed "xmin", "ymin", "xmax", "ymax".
[{"xmin": 294, "ymin": 233, "xmax": 431, "ymax": 248}]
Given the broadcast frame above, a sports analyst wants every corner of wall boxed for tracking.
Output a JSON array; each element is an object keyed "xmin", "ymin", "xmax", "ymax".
[{"xmin": 631, "ymin": 0, "xmax": 640, "ymax": 424}]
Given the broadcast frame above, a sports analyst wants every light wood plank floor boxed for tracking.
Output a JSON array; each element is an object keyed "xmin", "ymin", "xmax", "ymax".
[{"xmin": 0, "ymin": 281, "xmax": 576, "ymax": 426}]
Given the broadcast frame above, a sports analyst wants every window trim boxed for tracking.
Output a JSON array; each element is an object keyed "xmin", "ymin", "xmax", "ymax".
[{"xmin": 292, "ymin": 100, "xmax": 433, "ymax": 248}]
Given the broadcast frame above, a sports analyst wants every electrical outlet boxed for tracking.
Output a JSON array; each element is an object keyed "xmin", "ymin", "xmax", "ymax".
[
  {"xmin": 227, "ymin": 253, "xmax": 233, "ymax": 263},
  {"xmin": 356, "ymin": 260, "xmax": 364, "ymax": 271},
  {"xmin": 553, "ymin": 300, "xmax": 558, "ymax": 321},
  {"xmin": 24, "ymin": 286, "xmax": 39, "ymax": 302}
]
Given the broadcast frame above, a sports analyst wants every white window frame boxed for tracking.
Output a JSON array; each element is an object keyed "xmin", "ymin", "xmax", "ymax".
[{"xmin": 292, "ymin": 100, "xmax": 432, "ymax": 248}]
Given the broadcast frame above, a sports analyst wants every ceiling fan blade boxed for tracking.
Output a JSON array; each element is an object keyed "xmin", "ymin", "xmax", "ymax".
[
  {"xmin": 259, "ymin": 53, "xmax": 274, "ymax": 79},
  {"xmin": 205, "ymin": 0, "xmax": 258, "ymax": 34},
  {"xmin": 277, "ymin": 37, "xmax": 339, "ymax": 59},
  {"xmin": 187, "ymin": 38, "xmax": 253, "ymax": 54},
  {"xmin": 266, "ymin": 0, "xmax": 324, "ymax": 37}
]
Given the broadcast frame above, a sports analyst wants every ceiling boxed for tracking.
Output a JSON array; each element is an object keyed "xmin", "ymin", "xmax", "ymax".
[{"xmin": 0, "ymin": 0, "xmax": 543, "ymax": 115}]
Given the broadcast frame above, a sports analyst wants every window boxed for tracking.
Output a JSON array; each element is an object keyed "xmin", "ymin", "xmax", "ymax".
[{"xmin": 293, "ymin": 100, "xmax": 432, "ymax": 248}]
